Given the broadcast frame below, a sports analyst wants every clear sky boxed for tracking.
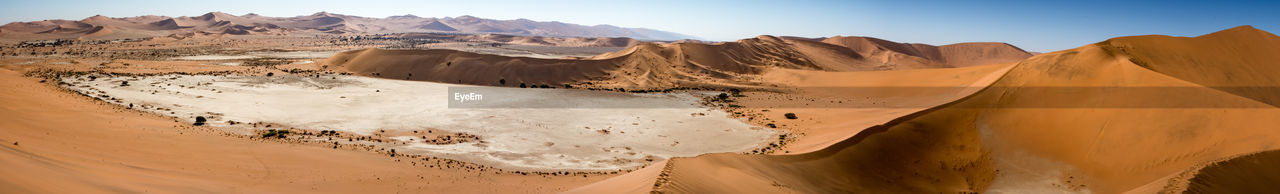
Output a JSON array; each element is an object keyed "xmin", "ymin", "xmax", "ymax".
[{"xmin": 1, "ymin": 0, "xmax": 1276, "ymax": 52}]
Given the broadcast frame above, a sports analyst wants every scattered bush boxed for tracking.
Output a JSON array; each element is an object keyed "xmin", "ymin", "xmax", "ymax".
[
  {"xmin": 519, "ymin": 83, "xmax": 527, "ymax": 88},
  {"xmin": 193, "ymin": 116, "xmax": 207, "ymax": 126},
  {"xmin": 784, "ymin": 113, "xmax": 798, "ymax": 119},
  {"xmin": 716, "ymin": 93, "xmax": 731, "ymax": 102},
  {"xmin": 261, "ymin": 129, "xmax": 289, "ymax": 138},
  {"xmin": 266, "ymin": 72, "xmax": 274, "ymax": 77},
  {"xmin": 319, "ymin": 130, "xmax": 339, "ymax": 135},
  {"xmin": 243, "ymin": 57, "xmax": 289, "ymax": 66}
]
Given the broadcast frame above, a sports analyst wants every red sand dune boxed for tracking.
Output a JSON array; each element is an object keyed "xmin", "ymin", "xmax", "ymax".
[
  {"xmin": 572, "ymin": 25, "xmax": 1280, "ymax": 193},
  {"xmin": 8, "ymin": 11, "xmax": 1276, "ymax": 193},
  {"xmin": 324, "ymin": 35, "xmax": 1032, "ymax": 90},
  {"xmin": 387, "ymin": 33, "xmax": 642, "ymax": 47}
]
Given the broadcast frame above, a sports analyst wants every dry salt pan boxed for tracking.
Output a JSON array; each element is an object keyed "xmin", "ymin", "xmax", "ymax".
[{"xmin": 62, "ymin": 74, "xmax": 780, "ymax": 171}]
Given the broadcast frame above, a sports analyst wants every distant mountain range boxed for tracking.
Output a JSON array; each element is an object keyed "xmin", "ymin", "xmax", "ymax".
[{"xmin": 0, "ymin": 12, "xmax": 698, "ymax": 42}]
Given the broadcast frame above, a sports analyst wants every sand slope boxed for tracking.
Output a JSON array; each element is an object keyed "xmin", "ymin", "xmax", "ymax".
[
  {"xmin": 576, "ymin": 26, "xmax": 1280, "ymax": 193},
  {"xmin": 754, "ymin": 63, "xmax": 1016, "ymax": 154}
]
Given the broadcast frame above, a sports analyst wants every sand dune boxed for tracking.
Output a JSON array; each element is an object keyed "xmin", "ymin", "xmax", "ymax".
[
  {"xmin": 6, "ymin": 9, "xmax": 1272, "ymax": 193},
  {"xmin": 0, "ymin": 12, "xmax": 695, "ymax": 42},
  {"xmin": 812, "ymin": 36, "xmax": 1033, "ymax": 69},
  {"xmin": 1098, "ymin": 25, "xmax": 1280, "ymax": 107},
  {"xmin": 418, "ymin": 20, "xmax": 457, "ymax": 31},
  {"xmin": 754, "ymin": 63, "xmax": 1017, "ymax": 154},
  {"xmin": 325, "ymin": 35, "xmax": 1032, "ymax": 90},
  {"xmin": 570, "ymin": 62, "xmax": 1016, "ymax": 193},
  {"xmin": 574, "ymin": 25, "xmax": 1280, "ymax": 193},
  {"xmin": 325, "ymin": 48, "xmax": 619, "ymax": 87},
  {"xmin": 388, "ymin": 33, "xmax": 641, "ymax": 47}
]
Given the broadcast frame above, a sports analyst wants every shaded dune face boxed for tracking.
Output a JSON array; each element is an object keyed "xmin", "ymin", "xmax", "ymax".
[
  {"xmin": 326, "ymin": 49, "xmax": 619, "ymax": 87},
  {"xmin": 591, "ymin": 26, "xmax": 1280, "ymax": 193},
  {"xmin": 1165, "ymin": 149, "xmax": 1280, "ymax": 193},
  {"xmin": 322, "ymin": 40, "xmax": 820, "ymax": 90}
]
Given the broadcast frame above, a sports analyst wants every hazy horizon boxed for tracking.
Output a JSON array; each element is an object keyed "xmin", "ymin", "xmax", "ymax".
[{"xmin": 1, "ymin": 0, "xmax": 1276, "ymax": 52}]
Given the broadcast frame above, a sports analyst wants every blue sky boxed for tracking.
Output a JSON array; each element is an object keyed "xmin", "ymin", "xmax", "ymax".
[{"xmin": 1, "ymin": 0, "xmax": 1276, "ymax": 52}]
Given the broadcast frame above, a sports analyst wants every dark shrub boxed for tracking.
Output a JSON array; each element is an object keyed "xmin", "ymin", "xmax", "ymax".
[
  {"xmin": 784, "ymin": 113, "xmax": 798, "ymax": 119},
  {"xmin": 261, "ymin": 129, "xmax": 289, "ymax": 138},
  {"xmin": 266, "ymin": 72, "xmax": 274, "ymax": 77},
  {"xmin": 193, "ymin": 116, "xmax": 207, "ymax": 126}
]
